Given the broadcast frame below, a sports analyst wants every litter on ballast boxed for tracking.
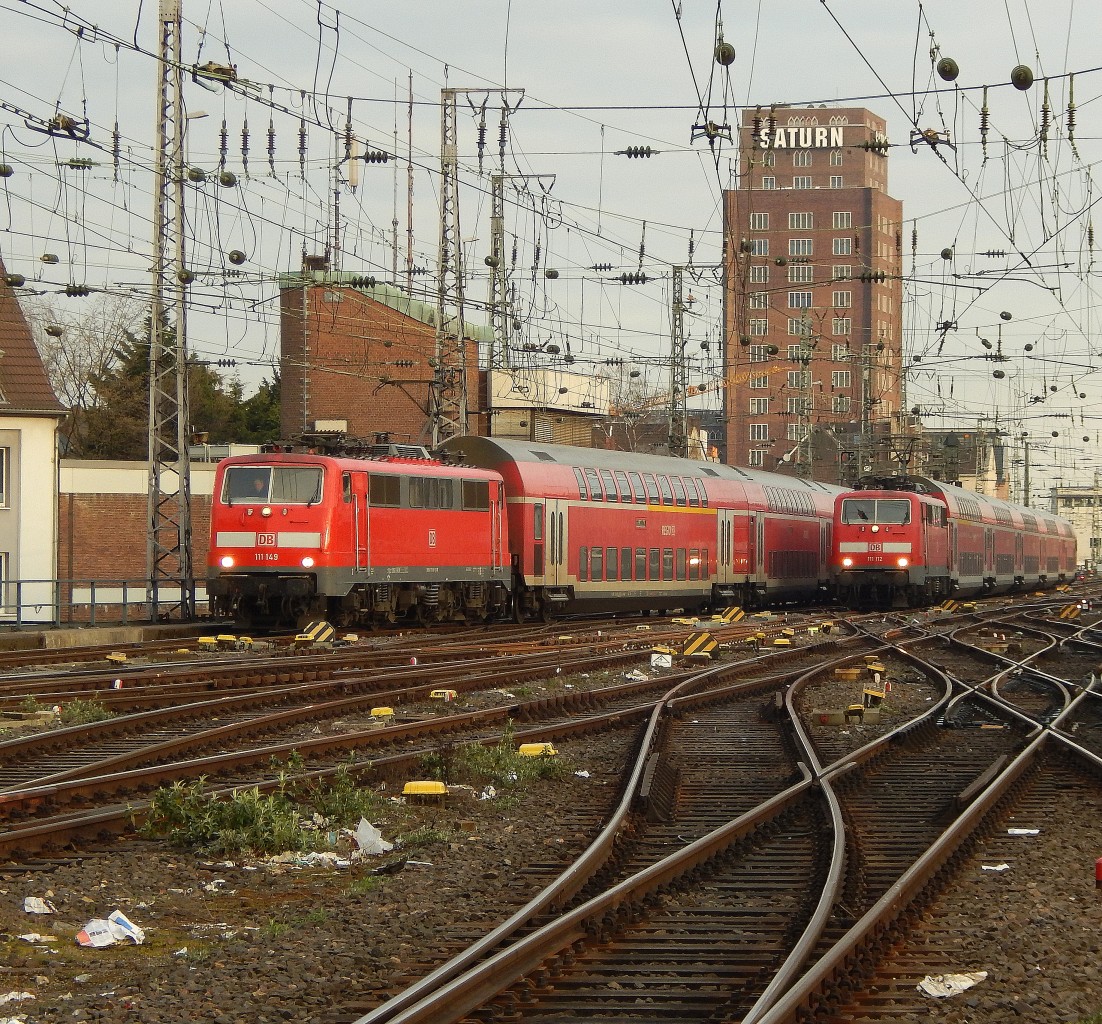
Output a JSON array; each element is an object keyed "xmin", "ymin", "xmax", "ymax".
[
  {"xmin": 479, "ymin": 785, "xmax": 497, "ymax": 800},
  {"xmin": 75, "ymin": 909, "xmax": 145, "ymax": 948},
  {"xmin": 917, "ymin": 971, "xmax": 988, "ymax": 998},
  {"xmin": 982, "ymin": 863, "xmax": 1011, "ymax": 872},
  {"xmin": 1007, "ymin": 827, "xmax": 1040, "ymax": 836},
  {"xmin": 575, "ymin": 770, "xmax": 591, "ymax": 778},
  {"xmin": 17, "ymin": 933, "xmax": 57, "ymax": 944},
  {"xmin": 22, "ymin": 896, "xmax": 55, "ymax": 915},
  {"xmin": 355, "ymin": 817, "xmax": 394, "ymax": 854},
  {"xmin": 0, "ymin": 992, "xmax": 34, "ymax": 1007}
]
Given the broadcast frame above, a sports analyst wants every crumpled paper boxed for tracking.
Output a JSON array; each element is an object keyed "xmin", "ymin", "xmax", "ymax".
[
  {"xmin": 75, "ymin": 910, "xmax": 145, "ymax": 948},
  {"xmin": 917, "ymin": 971, "xmax": 988, "ymax": 998}
]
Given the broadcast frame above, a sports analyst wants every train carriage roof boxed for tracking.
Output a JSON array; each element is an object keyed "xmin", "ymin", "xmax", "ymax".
[{"xmin": 440, "ymin": 436, "xmax": 845, "ymax": 506}]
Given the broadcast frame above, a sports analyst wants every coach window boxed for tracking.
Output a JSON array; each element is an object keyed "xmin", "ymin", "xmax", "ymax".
[
  {"xmin": 671, "ymin": 477, "xmax": 687, "ymax": 507},
  {"xmin": 696, "ymin": 479, "xmax": 709, "ymax": 507},
  {"xmin": 584, "ymin": 468, "xmax": 603, "ymax": 501},
  {"xmin": 701, "ymin": 547, "xmax": 710, "ymax": 580},
  {"xmin": 606, "ymin": 546, "xmax": 618, "ymax": 580},
  {"xmin": 578, "ymin": 546, "xmax": 589, "ymax": 581},
  {"xmin": 675, "ymin": 548, "xmax": 687, "ymax": 579},
  {"xmin": 614, "ymin": 470, "xmax": 632, "ymax": 502},
  {"xmin": 573, "ymin": 467, "xmax": 588, "ymax": 499},
  {"xmin": 370, "ymin": 474, "xmax": 401, "ymax": 507},
  {"xmin": 533, "ymin": 503, "xmax": 543, "ymax": 541},
  {"xmin": 688, "ymin": 547, "xmax": 700, "ymax": 580},
  {"xmin": 621, "ymin": 546, "xmax": 633, "ymax": 580},
  {"xmin": 628, "ymin": 471, "xmax": 646, "ymax": 502},
  {"xmin": 342, "ymin": 473, "xmax": 352, "ymax": 503},
  {"xmin": 657, "ymin": 475, "xmax": 674, "ymax": 505},
  {"xmin": 685, "ymin": 478, "xmax": 700, "ymax": 507},
  {"xmin": 438, "ymin": 479, "xmax": 454, "ymax": 509},
  {"xmin": 591, "ymin": 546, "xmax": 604, "ymax": 580},
  {"xmin": 636, "ymin": 548, "xmax": 648, "ymax": 579},
  {"xmin": 662, "ymin": 548, "xmax": 674, "ymax": 580},
  {"xmin": 408, "ymin": 479, "xmax": 423, "ymax": 508},
  {"xmin": 643, "ymin": 474, "xmax": 660, "ymax": 503},
  {"xmin": 649, "ymin": 547, "xmax": 661, "ymax": 579},
  {"xmin": 599, "ymin": 469, "xmax": 617, "ymax": 502}
]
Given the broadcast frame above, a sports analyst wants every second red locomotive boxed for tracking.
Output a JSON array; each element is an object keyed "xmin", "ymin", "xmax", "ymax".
[{"xmin": 831, "ymin": 476, "xmax": 1076, "ymax": 607}]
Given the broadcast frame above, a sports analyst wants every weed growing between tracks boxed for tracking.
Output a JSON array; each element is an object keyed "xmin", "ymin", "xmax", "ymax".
[
  {"xmin": 18, "ymin": 695, "xmax": 115, "ymax": 724},
  {"xmin": 138, "ymin": 756, "xmax": 441, "ymax": 858},
  {"xmin": 419, "ymin": 721, "xmax": 572, "ymax": 792}
]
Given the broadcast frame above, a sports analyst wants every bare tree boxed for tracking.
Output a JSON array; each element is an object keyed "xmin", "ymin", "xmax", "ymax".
[{"xmin": 21, "ymin": 293, "xmax": 146, "ymax": 456}]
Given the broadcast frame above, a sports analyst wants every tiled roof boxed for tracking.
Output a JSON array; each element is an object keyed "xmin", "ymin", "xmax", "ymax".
[{"xmin": 0, "ymin": 254, "xmax": 66, "ymax": 416}]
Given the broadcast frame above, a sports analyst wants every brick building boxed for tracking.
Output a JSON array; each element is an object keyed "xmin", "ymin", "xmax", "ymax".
[
  {"xmin": 724, "ymin": 106, "xmax": 904, "ymax": 481},
  {"xmin": 279, "ymin": 264, "xmax": 489, "ymax": 445}
]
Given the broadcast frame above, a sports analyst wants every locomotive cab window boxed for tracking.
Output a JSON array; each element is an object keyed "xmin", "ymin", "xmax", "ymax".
[
  {"xmin": 223, "ymin": 466, "xmax": 323, "ymax": 505},
  {"xmin": 370, "ymin": 474, "xmax": 402, "ymax": 507},
  {"xmin": 841, "ymin": 498, "xmax": 910, "ymax": 524},
  {"xmin": 462, "ymin": 479, "xmax": 490, "ymax": 510},
  {"xmin": 342, "ymin": 473, "xmax": 352, "ymax": 503}
]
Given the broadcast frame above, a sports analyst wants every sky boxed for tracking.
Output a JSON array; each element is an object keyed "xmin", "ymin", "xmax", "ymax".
[{"xmin": 2, "ymin": 0, "xmax": 1102, "ymax": 494}]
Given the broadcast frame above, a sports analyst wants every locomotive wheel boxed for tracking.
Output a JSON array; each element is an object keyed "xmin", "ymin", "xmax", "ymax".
[
  {"xmin": 513, "ymin": 598, "xmax": 526, "ymax": 624},
  {"xmin": 538, "ymin": 597, "xmax": 553, "ymax": 623}
]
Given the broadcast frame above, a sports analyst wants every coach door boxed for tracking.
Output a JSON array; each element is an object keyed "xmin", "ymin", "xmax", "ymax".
[
  {"xmin": 545, "ymin": 499, "xmax": 566, "ymax": 585},
  {"xmin": 491, "ymin": 482, "xmax": 505, "ymax": 574},
  {"xmin": 717, "ymin": 508, "xmax": 736, "ymax": 585},
  {"xmin": 749, "ymin": 512, "xmax": 764, "ymax": 579}
]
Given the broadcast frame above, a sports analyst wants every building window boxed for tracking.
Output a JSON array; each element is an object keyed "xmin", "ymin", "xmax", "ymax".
[
  {"xmin": 750, "ymin": 265, "xmax": 769, "ymax": 283},
  {"xmin": 832, "ymin": 211, "xmax": 852, "ymax": 229},
  {"xmin": 833, "ymin": 237, "xmax": 853, "ymax": 255},
  {"xmin": 832, "ymin": 265, "xmax": 852, "ymax": 280},
  {"xmin": 749, "ymin": 374, "xmax": 768, "ymax": 388},
  {"xmin": 748, "ymin": 450, "xmax": 764, "ymax": 467},
  {"xmin": 833, "ymin": 290, "xmax": 852, "ymax": 308},
  {"xmin": 832, "ymin": 370, "xmax": 852, "ymax": 388},
  {"xmin": 787, "ymin": 343, "xmax": 803, "ymax": 360},
  {"xmin": 787, "ymin": 318, "xmax": 805, "ymax": 336},
  {"xmin": 830, "ymin": 150, "xmax": 843, "ymax": 166},
  {"xmin": 788, "ymin": 370, "xmax": 809, "ymax": 388},
  {"xmin": 832, "ymin": 342, "xmax": 849, "ymax": 360},
  {"xmin": 787, "ymin": 422, "xmax": 804, "ymax": 440},
  {"xmin": 788, "ymin": 212, "xmax": 814, "ymax": 229},
  {"xmin": 786, "ymin": 396, "xmax": 804, "ymax": 415},
  {"xmin": 789, "ymin": 238, "xmax": 813, "ymax": 256},
  {"xmin": 762, "ymin": 152, "xmax": 776, "ymax": 167},
  {"xmin": 750, "ymin": 423, "xmax": 769, "ymax": 441},
  {"xmin": 749, "ymin": 319, "xmax": 769, "ymax": 336},
  {"xmin": 788, "ymin": 291, "xmax": 812, "ymax": 308},
  {"xmin": 793, "ymin": 176, "xmax": 813, "ymax": 189},
  {"xmin": 788, "ymin": 264, "xmax": 813, "ymax": 283},
  {"xmin": 750, "ymin": 238, "xmax": 769, "ymax": 255},
  {"xmin": 833, "ymin": 395, "xmax": 852, "ymax": 413},
  {"xmin": 749, "ymin": 344, "xmax": 770, "ymax": 362},
  {"xmin": 832, "ymin": 317, "xmax": 851, "ymax": 335},
  {"xmin": 830, "ymin": 175, "xmax": 844, "ymax": 188},
  {"xmin": 793, "ymin": 150, "xmax": 812, "ymax": 167},
  {"xmin": 749, "ymin": 397, "xmax": 769, "ymax": 415},
  {"xmin": 761, "ymin": 176, "xmax": 776, "ymax": 190},
  {"xmin": 0, "ymin": 448, "xmax": 7, "ymax": 507},
  {"xmin": 749, "ymin": 292, "xmax": 769, "ymax": 309},
  {"xmin": 749, "ymin": 212, "xmax": 769, "ymax": 230}
]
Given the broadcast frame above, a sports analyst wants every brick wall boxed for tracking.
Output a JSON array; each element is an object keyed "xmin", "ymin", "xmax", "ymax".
[{"xmin": 280, "ymin": 283, "xmax": 484, "ymax": 444}]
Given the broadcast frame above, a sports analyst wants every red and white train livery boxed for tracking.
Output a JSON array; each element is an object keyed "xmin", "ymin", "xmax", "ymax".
[{"xmin": 831, "ymin": 476, "xmax": 1076, "ymax": 606}]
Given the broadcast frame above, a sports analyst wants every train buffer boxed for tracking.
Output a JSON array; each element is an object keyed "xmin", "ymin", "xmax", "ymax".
[
  {"xmin": 1059, "ymin": 603, "xmax": 1082, "ymax": 620},
  {"xmin": 295, "ymin": 620, "xmax": 336, "ymax": 647},
  {"xmin": 714, "ymin": 606, "xmax": 745, "ymax": 623},
  {"xmin": 683, "ymin": 631, "xmax": 718, "ymax": 659},
  {"xmin": 939, "ymin": 600, "xmax": 960, "ymax": 612}
]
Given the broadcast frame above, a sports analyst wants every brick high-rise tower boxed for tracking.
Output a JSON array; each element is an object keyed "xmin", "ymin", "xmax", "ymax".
[{"xmin": 723, "ymin": 106, "xmax": 904, "ymax": 481}]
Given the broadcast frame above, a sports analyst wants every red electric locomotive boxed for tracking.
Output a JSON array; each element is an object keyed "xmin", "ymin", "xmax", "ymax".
[
  {"xmin": 831, "ymin": 476, "xmax": 1076, "ymax": 607},
  {"xmin": 207, "ymin": 444, "xmax": 510, "ymax": 627},
  {"xmin": 441, "ymin": 436, "xmax": 845, "ymax": 619}
]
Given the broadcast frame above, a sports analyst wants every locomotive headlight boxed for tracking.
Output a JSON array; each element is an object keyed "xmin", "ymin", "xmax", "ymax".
[
  {"xmin": 301, "ymin": 556, "xmax": 315, "ymax": 568},
  {"xmin": 261, "ymin": 506, "xmax": 272, "ymax": 517},
  {"xmin": 220, "ymin": 555, "xmax": 234, "ymax": 568},
  {"xmin": 897, "ymin": 557, "xmax": 909, "ymax": 567},
  {"xmin": 842, "ymin": 557, "xmax": 854, "ymax": 567}
]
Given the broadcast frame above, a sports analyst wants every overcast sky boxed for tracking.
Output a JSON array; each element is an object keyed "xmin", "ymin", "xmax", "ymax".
[{"xmin": 2, "ymin": 1, "xmax": 1101, "ymax": 490}]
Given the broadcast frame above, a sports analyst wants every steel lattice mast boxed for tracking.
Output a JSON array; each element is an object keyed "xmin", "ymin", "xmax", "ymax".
[
  {"xmin": 430, "ymin": 88, "xmax": 470, "ymax": 446},
  {"xmin": 668, "ymin": 265, "xmax": 688, "ymax": 458},
  {"xmin": 147, "ymin": 0, "xmax": 195, "ymax": 620}
]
